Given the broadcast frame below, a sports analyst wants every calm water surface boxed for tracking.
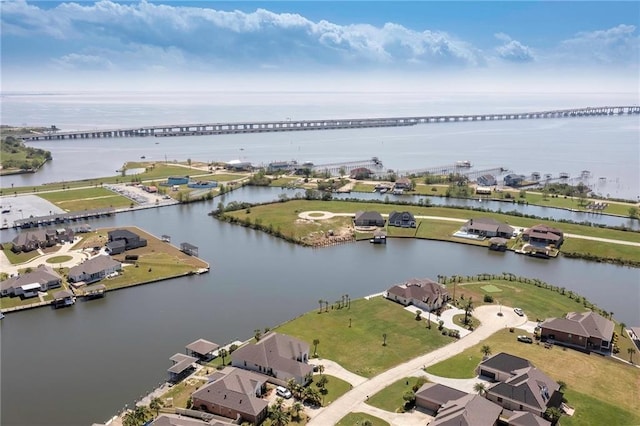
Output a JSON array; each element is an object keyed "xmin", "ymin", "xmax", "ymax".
[{"xmin": 1, "ymin": 192, "xmax": 639, "ymax": 426}]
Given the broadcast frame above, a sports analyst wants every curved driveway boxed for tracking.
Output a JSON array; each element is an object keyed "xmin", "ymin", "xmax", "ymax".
[{"xmin": 308, "ymin": 305, "xmax": 527, "ymax": 425}]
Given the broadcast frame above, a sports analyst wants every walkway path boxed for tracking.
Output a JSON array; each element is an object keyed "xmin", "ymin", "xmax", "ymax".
[
  {"xmin": 307, "ymin": 305, "xmax": 527, "ymax": 425},
  {"xmin": 0, "ymin": 238, "xmax": 91, "ymax": 276},
  {"xmin": 308, "ymin": 359, "xmax": 367, "ymax": 387}
]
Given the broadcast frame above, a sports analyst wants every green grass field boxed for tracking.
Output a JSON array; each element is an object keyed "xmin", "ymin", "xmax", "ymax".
[
  {"xmin": 481, "ymin": 285, "xmax": 502, "ymax": 293},
  {"xmin": 425, "ymin": 328, "xmax": 640, "ymax": 425},
  {"xmin": 336, "ymin": 412, "xmax": 390, "ymax": 426},
  {"xmin": 37, "ymin": 187, "xmax": 133, "ymax": 211},
  {"xmin": 367, "ymin": 377, "xmax": 427, "ymax": 412},
  {"xmin": 309, "ymin": 374, "xmax": 352, "ymax": 406},
  {"xmin": 45, "ymin": 255, "xmax": 72, "ymax": 264},
  {"xmin": 276, "ymin": 296, "xmax": 452, "ymax": 378},
  {"xmin": 2, "ymin": 244, "xmax": 40, "ymax": 264}
]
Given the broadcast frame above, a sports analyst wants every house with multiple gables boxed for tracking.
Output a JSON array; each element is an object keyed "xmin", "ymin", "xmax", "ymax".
[
  {"xmin": 384, "ymin": 278, "xmax": 450, "ymax": 312},
  {"xmin": 477, "ymin": 174, "xmax": 498, "ymax": 186},
  {"xmin": 11, "ymin": 228, "xmax": 75, "ymax": 253},
  {"xmin": 349, "ymin": 167, "xmax": 373, "ymax": 179},
  {"xmin": 394, "ymin": 177, "xmax": 412, "ymax": 190},
  {"xmin": 504, "ymin": 174, "xmax": 526, "ymax": 187},
  {"xmin": 231, "ymin": 332, "xmax": 313, "ymax": 385},
  {"xmin": 106, "ymin": 229, "xmax": 147, "ymax": 255},
  {"xmin": 539, "ymin": 311, "xmax": 614, "ymax": 353},
  {"xmin": 523, "ymin": 225, "xmax": 564, "ymax": 247},
  {"xmin": 151, "ymin": 414, "xmax": 233, "ymax": 426},
  {"xmin": 0, "ymin": 264, "xmax": 62, "ymax": 298},
  {"xmin": 478, "ymin": 352, "xmax": 562, "ymax": 418},
  {"xmin": 68, "ymin": 255, "xmax": 122, "ymax": 284},
  {"xmin": 461, "ymin": 218, "xmax": 514, "ymax": 238},
  {"xmin": 192, "ymin": 367, "xmax": 268, "ymax": 425},
  {"xmin": 353, "ymin": 211, "xmax": 385, "ymax": 227},
  {"xmin": 388, "ymin": 211, "xmax": 416, "ymax": 228}
]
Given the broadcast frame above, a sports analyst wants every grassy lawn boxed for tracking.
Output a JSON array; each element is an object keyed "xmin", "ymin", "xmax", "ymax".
[
  {"xmin": 45, "ymin": 255, "xmax": 73, "ymax": 264},
  {"xmin": 425, "ymin": 328, "xmax": 640, "ymax": 425},
  {"xmin": 2, "ymin": 244, "xmax": 40, "ymax": 264},
  {"xmin": 413, "ymin": 184, "xmax": 448, "ymax": 196},
  {"xmin": 0, "ymin": 291, "xmax": 54, "ymax": 310},
  {"xmin": 269, "ymin": 177, "xmax": 300, "ymax": 187},
  {"xmin": 386, "ymin": 226, "xmax": 417, "ymax": 238},
  {"xmin": 452, "ymin": 313, "xmax": 480, "ymax": 329},
  {"xmin": 336, "ymin": 412, "xmax": 390, "ymax": 426},
  {"xmin": 561, "ymin": 237, "xmax": 640, "ymax": 265},
  {"xmin": 309, "ymin": 374, "xmax": 352, "ymax": 406},
  {"xmin": 159, "ymin": 377, "xmax": 207, "ymax": 409},
  {"xmin": 37, "ymin": 187, "xmax": 132, "ymax": 211},
  {"xmin": 276, "ymin": 296, "xmax": 452, "ymax": 378},
  {"xmin": 367, "ymin": 377, "xmax": 427, "ymax": 412}
]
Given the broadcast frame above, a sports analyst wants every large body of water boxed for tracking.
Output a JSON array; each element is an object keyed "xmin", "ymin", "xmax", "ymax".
[{"xmin": 1, "ymin": 92, "xmax": 639, "ymax": 426}]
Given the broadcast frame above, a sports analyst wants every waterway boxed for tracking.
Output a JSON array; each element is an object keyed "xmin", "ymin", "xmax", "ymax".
[{"xmin": 1, "ymin": 188, "xmax": 639, "ymax": 426}]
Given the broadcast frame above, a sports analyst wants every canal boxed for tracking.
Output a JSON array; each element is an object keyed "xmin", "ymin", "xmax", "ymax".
[{"xmin": 1, "ymin": 188, "xmax": 639, "ymax": 426}]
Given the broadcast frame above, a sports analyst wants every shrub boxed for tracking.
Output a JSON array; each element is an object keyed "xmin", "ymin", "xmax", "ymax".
[{"xmin": 483, "ymin": 294, "xmax": 494, "ymax": 303}]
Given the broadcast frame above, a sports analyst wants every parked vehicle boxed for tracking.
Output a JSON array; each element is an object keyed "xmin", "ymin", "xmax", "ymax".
[
  {"xmin": 517, "ymin": 335, "xmax": 533, "ymax": 344},
  {"xmin": 514, "ymin": 308, "xmax": 524, "ymax": 316},
  {"xmin": 276, "ymin": 386, "xmax": 292, "ymax": 399}
]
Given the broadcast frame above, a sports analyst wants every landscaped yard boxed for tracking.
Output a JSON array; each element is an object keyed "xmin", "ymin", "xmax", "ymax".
[
  {"xmin": 2, "ymin": 244, "xmax": 41, "ymax": 264},
  {"xmin": 425, "ymin": 328, "xmax": 640, "ymax": 425},
  {"xmin": 367, "ymin": 376, "xmax": 427, "ymax": 412},
  {"xmin": 159, "ymin": 377, "xmax": 207, "ymax": 409},
  {"xmin": 336, "ymin": 412, "xmax": 390, "ymax": 426},
  {"xmin": 309, "ymin": 374, "xmax": 352, "ymax": 406},
  {"xmin": 276, "ymin": 296, "xmax": 452, "ymax": 378},
  {"xmin": 38, "ymin": 187, "xmax": 132, "ymax": 211}
]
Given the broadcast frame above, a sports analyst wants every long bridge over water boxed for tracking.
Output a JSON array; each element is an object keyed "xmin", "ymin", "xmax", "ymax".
[{"xmin": 18, "ymin": 105, "xmax": 640, "ymax": 141}]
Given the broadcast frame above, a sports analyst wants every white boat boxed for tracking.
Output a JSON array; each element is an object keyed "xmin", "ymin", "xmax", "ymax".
[
  {"xmin": 0, "ymin": 312, "xmax": 5, "ymax": 320},
  {"xmin": 456, "ymin": 160, "xmax": 472, "ymax": 167}
]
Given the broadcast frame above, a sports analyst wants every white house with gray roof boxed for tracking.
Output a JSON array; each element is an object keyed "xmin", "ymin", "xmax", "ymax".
[
  {"xmin": 0, "ymin": 264, "xmax": 62, "ymax": 298},
  {"xmin": 231, "ymin": 332, "xmax": 313, "ymax": 385},
  {"xmin": 68, "ymin": 255, "xmax": 121, "ymax": 284}
]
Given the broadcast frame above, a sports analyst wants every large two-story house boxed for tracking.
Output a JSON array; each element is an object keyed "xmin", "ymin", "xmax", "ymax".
[
  {"xmin": 0, "ymin": 264, "xmax": 62, "ymax": 298},
  {"xmin": 385, "ymin": 278, "xmax": 449, "ymax": 312},
  {"xmin": 539, "ymin": 311, "xmax": 614, "ymax": 353}
]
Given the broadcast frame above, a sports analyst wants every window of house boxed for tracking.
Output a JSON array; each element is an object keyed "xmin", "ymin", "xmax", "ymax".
[{"xmin": 497, "ymin": 397, "xmax": 503, "ymax": 403}]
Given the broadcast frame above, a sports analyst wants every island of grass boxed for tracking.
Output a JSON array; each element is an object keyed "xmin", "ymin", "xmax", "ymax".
[
  {"xmin": 1, "ymin": 135, "xmax": 52, "ymax": 175},
  {"xmin": 216, "ymin": 199, "xmax": 640, "ymax": 265}
]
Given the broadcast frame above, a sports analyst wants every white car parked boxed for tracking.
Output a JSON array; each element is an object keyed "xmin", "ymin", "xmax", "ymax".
[{"xmin": 276, "ymin": 386, "xmax": 292, "ymax": 399}]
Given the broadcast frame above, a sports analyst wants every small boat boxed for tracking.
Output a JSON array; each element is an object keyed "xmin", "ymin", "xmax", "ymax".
[
  {"xmin": 456, "ymin": 160, "xmax": 472, "ymax": 168},
  {"xmin": 155, "ymin": 142, "xmax": 159, "ymax": 144},
  {"xmin": 0, "ymin": 312, "xmax": 5, "ymax": 320},
  {"xmin": 140, "ymin": 156, "xmax": 146, "ymax": 159}
]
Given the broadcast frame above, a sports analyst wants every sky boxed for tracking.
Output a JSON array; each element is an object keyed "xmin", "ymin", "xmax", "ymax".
[{"xmin": 1, "ymin": 1, "xmax": 639, "ymax": 92}]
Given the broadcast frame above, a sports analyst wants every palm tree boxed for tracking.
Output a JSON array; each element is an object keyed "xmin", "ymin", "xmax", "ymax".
[
  {"xmin": 545, "ymin": 406, "xmax": 563, "ymax": 425},
  {"xmin": 313, "ymin": 338, "xmax": 320, "ymax": 356},
  {"xmin": 149, "ymin": 397, "xmax": 163, "ymax": 417},
  {"xmin": 290, "ymin": 401, "xmax": 304, "ymax": 421},
  {"xmin": 463, "ymin": 297, "xmax": 474, "ymax": 325},
  {"xmin": 415, "ymin": 310, "xmax": 422, "ymax": 321},
  {"xmin": 382, "ymin": 333, "xmax": 387, "ymax": 346},
  {"xmin": 318, "ymin": 299, "xmax": 324, "ymax": 313},
  {"xmin": 218, "ymin": 348, "xmax": 228, "ymax": 366},
  {"xmin": 628, "ymin": 347, "xmax": 636, "ymax": 363},
  {"xmin": 557, "ymin": 380, "xmax": 567, "ymax": 393},
  {"xmin": 620, "ymin": 322, "xmax": 627, "ymax": 335},
  {"xmin": 481, "ymin": 345, "xmax": 492, "ymax": 358},
  {"xmin": 268, "ymin": 398, "xmax": 291, "ymax": 426},
  {"xmin": 254, "ymin": 329, "xmax": 262, "ymax": 341},
  {"xmin": 317, "ymin": 364, "xmax": 325, "ymax": 375},
  {"xmin": 473, "ymin": 382, "xmax": 487, "ymax": 395}
]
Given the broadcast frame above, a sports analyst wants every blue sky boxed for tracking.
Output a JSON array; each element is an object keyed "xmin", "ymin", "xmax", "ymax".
[{"xmin": 1, "ymin": 1, "xmax": 638, "ymax": 91}]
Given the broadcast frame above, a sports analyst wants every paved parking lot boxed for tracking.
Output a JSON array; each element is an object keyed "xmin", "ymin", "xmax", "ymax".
[{"xmin": 0, "ymin": 195, "xmax": 65, "ymax": 229}]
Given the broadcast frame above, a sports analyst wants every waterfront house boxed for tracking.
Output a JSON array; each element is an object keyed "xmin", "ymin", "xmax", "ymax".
[
  {"xmin": 354, "ymin": 211, "xmax": 385, "ymax": 227},
  {"xmin": 52, "ymin": 289, "xmax": 75, "ymax": 308},
  {"xmin": 186, "ymin": 338, "xmax": 220, "ymax": 362},
  {"xmin": 522, "ymin": 225, "xmax": 564, "ymax": 247},
  {"xmin": 192, "ymin": 367, "xmax": 268, "ymax": 425},
  {"xmin": 394, "ymin": 177, "xmax": 412, "ymax": 191},
  {"xmin": 477, "ymin": 174, "xmax": 497, "ymax": 186},
  {"xmin": 488, "ymin": 237, "xmax": 508, "ymax": 251},
  {"xmin": 231, "ymin": 332, "xmax": 313, "ymax": 385},
  {"xmin": 349, "ymin": 167, "xmax": 373, "ymax": 179},
  {"xmin": 106, "ymin": 229, "xmax": 147, "ymax": 254},
  {"xmin": 504, "ymin": 174, "xmax": 526, "ymax": 187},
  {"xmin": 388, "ymin": 211, "xmax": 416, "ymax": 228},
  {"xmin": 226, "ymin": 160, "xmax": 253, "ymax": 171},
  {"xmin": 485, "ymin": 366, "xmax": 562, "ymax": 417},
  {"xmin": 477, "ymin": 352, "xmax": 532, "ymax": 382},
  {"xmin": 267, "ymin": 161, "xmax": 294, "ymax": 174},
  {"xmin": 431, "ymin": 394, "xmax": 502, "ymax": 426},
  {"xmin": 539, "ymin": 311, "xmax": 614, "ymax": 353},
  {"xmin": 0, "ymin": 264, "xmax": 62, "ymax": 298},
  {"xmin": 68, "ymin": 255, "xmax": 122, "ymax": 284},
  {"xmin": 415, "ymin": 383, "xmax": 466, "ymax": 414},
  {"xmin": 11, "ymin": 229, "xmax": 53, "ymax": 252},
  {"xmin": 384, "ymin": 278, "xmax": 449, "ymax": 312},
  {"xmin": 150, "ymin": 415, "xmax": 218, "ymax": 426},
  {"xmin": 461, "ymin": 218, "xmax": 514, "ymax": 238},
  {"xmin": 167, "ymin": 353, "xmax": 198, "ymax": 383}
]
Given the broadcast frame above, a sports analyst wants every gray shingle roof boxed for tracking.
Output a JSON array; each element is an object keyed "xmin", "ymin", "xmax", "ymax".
[
  {"xmin": 168, "ymin": 353, "xmax": 197, "ymax": 374},
  {"xmin": 479, "ymin": 352, "xmax": 532, "ymax": 375},
  {"xmin": 508, "ymin": 411, "xmax": 552, "ymax": 426},
  {"xmin": 68, "ymin": 255, "xmax": 121, "ymax": 278},
  {"xmin": 186, "ymin": 338, "xmax": 219, "ymax": 356},
  {"xmin": 416, "ymin": 383, "xmax": 466, "ymax": 407},
  {"xmin": 0, "ymin": 264, "xmax": 61, "ymax": 292},
  {"xmin": 192, "ymin": 367, "xmax": 267, "ymax": 417},
  {"xmin": 432, "ymin": 394, "xmax": 502, "ymax": 426},
  {"xmin": 541, "ymin": 311, "xmax": 614, "ymax": 341},
  {"xmin": 487, "ymin": 367, "xmax": 559, "ymax": 410}
]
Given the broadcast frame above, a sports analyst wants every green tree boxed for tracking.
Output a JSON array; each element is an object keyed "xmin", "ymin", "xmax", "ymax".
[
  {"xmin": 628, "ymin": 206, "xmax": 639, "ymax": 219},
  {"xmin": 268, "ymin": 398, "xmax": 291, "ymax": 426},
  {"xmin": 545, "ymin": 406, "xmax": 563, "ymax": 425},
  {"xmin": 290, "ymin": 401, "xmax": 304, "ymax": 421},
  {"xmin": 149, "ymin": 397, "xmax": 163, "ymax": 417},
  {"xmin": 318, "ymin": 299, "xmax": 324, "ymax": 313},
  {"xmin": 313, "ymin": 338, "xmax": 320, "ymax": 356},
  {"xmin": 481, "ymin": 345, "xmax": 492, "ymax": 358},
  {"xmin": 628, "ymin": 347, "xmax": 636, "ymax": 363},
  {"xmin": 218, "ymin": 348, "xmax": 228, "ymax": 366},
  {"xmin": 557, "ymin": 381, "xmax": 567, "ymax": 393},
  {"xmin": 316, "ymin": 374, "xmax": 329, "ymax": 390},
  {"xmin": 473, "ymin": 382, "xmax": 487, "ymax": 395},
  {"xmin": 415, "ymin": 310, "xmax": 422, "ymax": 321},
  {"xmin": 382, "ymin": 333, "xmax": 387, "ymax": 346},
  {"xmin": 463, "ymin": 297, "xmax": 474, "ymax": 325},
  {"xmin": 620, "ymin": 322, "xmax": 627, "ymax": 335},
  {"xmin": 403, "ymin": 390, "xmax": 416, "ymax": 408},
  {"xmin": 304, "ymin": 386, "xmax": 322, "ymax": 406}
]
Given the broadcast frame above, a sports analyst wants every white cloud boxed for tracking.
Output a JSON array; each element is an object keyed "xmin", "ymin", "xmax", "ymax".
[
  {"xmin": 558, "ymin": 24, "xmax": 639, "ymax": 65},
  {"xmin": 494, "ymin": 33, "xmax": 535, "ymax": 63},
  {"xmin": 53, "ymin": 53, "xmax": 115, "ymax": 70}
]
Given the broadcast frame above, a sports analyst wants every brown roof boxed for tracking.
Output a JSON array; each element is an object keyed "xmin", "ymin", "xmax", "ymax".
[
  {"xmin": 387, "ymin": 278, "xmax": 448, "ymax": 303},
  {"xmin": 186, "ymin": 338, "xmax": 220, "ymax": 356},
  {"xmin": 0, "ymin": 264, "xmax": 61, "ymax": 292},
  {"xmin": 53, "ymin": 289, "xmax": 75, "ymax": 300},
  {"xmin": 432, "ymin": 394, "xmax": 502, "ymax": 426},
  {"xmin": 416, "ymin": 383, "xmax": 466, "ymax": 407},
  {"xmin": 541, "ymin": 311, "xmax": 614, "ymax": 341},
  {"xmin": 508, "ymin": 411, "xmax": 552, "ymax": 426},
  {"xmin": 231, "ymin": 333, "xmax": 313, "ymax": 380},
  {"xmin": 464, "ymin": 217, "xmax": 514, "ymax": 235},
  {"xmin": 151, "ymin": 415, "xmax": 214, "ymax": 426},
  {"xmin": 488, "ymin": 367, "xmax": 560, "ymax": 410},
  {"xmin": 192, "ymin": 367, "xmax": 267, "ymax": 418}
]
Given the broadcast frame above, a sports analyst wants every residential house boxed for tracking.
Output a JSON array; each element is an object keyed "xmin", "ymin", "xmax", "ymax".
[
  {"xmin": 192, "ymin": 367, "xmax": 268, "ymax": 425},
  {"xmin": 415, "ymin": 383, "xmax": 466, "ymax": 414},
  {"xmin": 11, "ymin": 229, "xmax": 54, "ymax": 252},
  {"xmin": 226, "ymin": 160, "xmax": 253, "ymax": 171},
  {"xmin": 68, "ymin": 255, "xmax": 122, "ymax": 284},
  {"xmin": 384, "ymin": 278, "xmax": 450, "ymax": 312},
  {"xmin": 267, "ymin": 161, "xmax": 294, "ymax": 174},
  {"xmin": 354, "ymin": 211, "xmax": 385, "ymax": 227},
  {"xmin": 106, "ymin": 229, "xmax": 147, "ymax": 254},
  {"xmin": 394, "ymin": 177, "xmax": 412, "ymax": 190},
  {"xmin": 477, "ymin": 174, "xmax": 497, "ymax": 186},
  {"xmin": 388, "ymin": 211, "xmax": 416, "ymax": 228},
  {"xmin": 349, "ymin": 167, "xmax": 373, "ymax": 179},
  {"xmin": 522, "ymin": 225, "xmax": 564, "ymax": 247},
  {"xmin": 151, "ymin": 414, "xmax": 231, "ymax": 426},
  {"xmin": 539, "ymin": 311, "xmax": 614, "ymax": 353},
  {"xmin": 507, "ymin": 411, "xmax": 552, "ymax": 426},
  {"xmin": 231, "ymin": 332, "xmax": 313, "ymax": 385},
  {"xmin": 431, "ymin": 394, "xmax": 503, "ymax": 426},
  {"xmin": 52, "ymin": 289, "xmax": 76, "ymax": 308},
  {"xmin": 0, "ymin": 264, "xmax": 62, "ymax": 298},
  {"xmin": 485, "ymin": 366, "xmax": 562, "ymax": 417},
  {"xmin": 477, "ymin": 352, "xmax": 532, "ymax": 382},
  {"xmin": 186, "ymin": 338, "xmax": 220, "ymax": 362},
  {"xmin": 504, "ymin": 174, "xmax": 526, "ymax": 187},
  {"xmin": 489, "ymin": 237, "xmax": 508, "ymax": 251},
  {"xmin": 461, "ymin": 218, "xmax": 514, "ymax": 238},
  {"xmin": 167, "ymin": 353, "xmax": 198, "ymax": 383}
]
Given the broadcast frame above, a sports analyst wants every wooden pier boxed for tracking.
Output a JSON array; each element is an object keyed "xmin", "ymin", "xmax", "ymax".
[{"xmin": 17, "ymin": 106, "xmax": 640, "ymax": 141}]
